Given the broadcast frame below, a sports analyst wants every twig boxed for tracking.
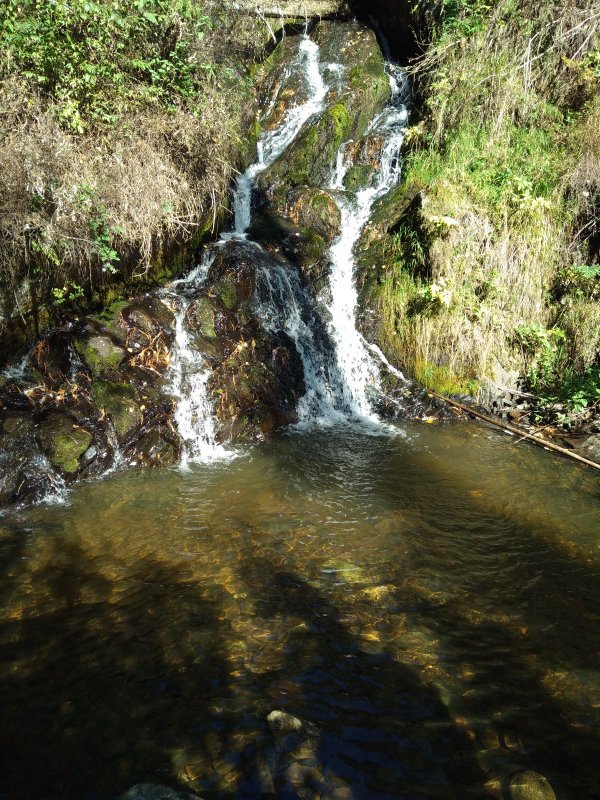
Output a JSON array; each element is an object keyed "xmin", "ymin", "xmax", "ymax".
[{"xmin": 426, "ymin": 391, "xmax": 600, "ymax": 470}]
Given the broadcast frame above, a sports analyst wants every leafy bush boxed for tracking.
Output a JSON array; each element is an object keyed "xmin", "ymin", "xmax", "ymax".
[
  {"xmin": 0, "ymin": 1, "xmax": 264, "ymax": 325},
  {"xmin": 0, "ymin": 0, "xmax": 219, "ymax": 131}
]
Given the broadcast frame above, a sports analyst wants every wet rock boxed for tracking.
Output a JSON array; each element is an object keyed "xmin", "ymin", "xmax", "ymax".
[
  {"xmin": 186, "ymin": 296, "xmax": 216, "ymax": 341},
  {"xmin": 116, "ymin": 785, "xmax": 201, "ymax": 800},
  {"xmin": 509, "ymin": 771, "xmax": 556, "ymax": 800},
  {"xmin": 92, "ymin": 379, "xmax": 143, "ymax": 442},
  {"xmin": 321, "ymin": 558, "xmax": 365, "ymax": 583},
  {"xmin": 0, "ymin": 415, "xmax": 42, "ymax": 504},
  {"xmin": 74, "ymin": 333, "xmax": 126, "ymax": 377},
  {"xmin": 258, "ymin": 35, "xmax": 310, "ymax": 131},
  {"xmin": 185, "ymin": 240, "xmax": 307, "ymax": 443},
  {"xmin": 0, "ymin": 381, "xmax": 35, "ymax": 412},
  {"xmin": 125, "ymin": 427, "xmax": 179, "ymax": 467},
  {"xmin": 257, "ymin": 22, "xmax": 389, "ymax": 203},
  {"xmin": 28, "ymin": 326, "xmax": 77, "ymax": 388},
  {"xmin": 119, "ymin": 296, "xmax": 176, "ymax": 340},
  {"xmin": 36, "ymin": 413, "xmax": 93, "ymax": 475},
  {"xmin": 267, "ymin": 709, "xmax": 304, "ymax": 734},
  {"xmin": 577, "ymin": 433, "xmax": 600, "ymax": 464},
  {"xmin": 343, "ymin": 135, "xmax": 386, "ymax": 192}
]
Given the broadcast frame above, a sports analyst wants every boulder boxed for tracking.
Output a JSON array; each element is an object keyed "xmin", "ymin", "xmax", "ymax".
[
  {"xmin": 36, "ymin": 413, "xmax": 93, "ymax": 475},
  {"xmin": 74, "ymin": 333, "xmax": 126, "ymax": 377},
  {"xmin": 92, "ymin": 379, "xmax": 143, "ymax": 443}
]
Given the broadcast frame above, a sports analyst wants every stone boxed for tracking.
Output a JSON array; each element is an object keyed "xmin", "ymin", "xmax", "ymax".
[
  {"xmin": 116, "ymin": 785, "xmax": 201, "ymax": 800},
  {"xmin": 509, "ymin": 771, "xmax": 557, "ymax": 800},
  {"xmin": 321, "ymin": 558, "xmax": 365, "ymax": 583},
  {"xmin": 92, "ymin": 379, "xmax": 143, "ymax": 442},
  {"xmin": 126, "ymin": 428, "xmax": 178, "ymax": 467},
  {"xmin": 75, "ymin": 334, "xmax": 126, "ymax": 376},
  {"xmin": 36, "ymin": 414, "xmax": 93, "ymax": 475},
  {"xmin": 578, "ymin": 433, "xmax": 600, "ymax": 464},
  {"xmin": 267, "ymin": 709, "xmax": 304, "ymax": 734}
]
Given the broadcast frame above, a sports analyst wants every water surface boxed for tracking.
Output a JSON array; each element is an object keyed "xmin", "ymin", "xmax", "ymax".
[{"xmin": 1, "ymin": 421, "xmax": 599, "ymax": 799}]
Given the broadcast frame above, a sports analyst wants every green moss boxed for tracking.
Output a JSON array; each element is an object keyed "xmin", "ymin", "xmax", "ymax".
[
  {"xmin": 92, "ymin": 378, "xmax": 141, "ymax": 441},
  {"xmin": 194, "ymin": 296, "xmax": 216, "ymax": 339},
  {"xmin": 414, "ymin": 360, "xmax": 479, "ymax": 398},
  {"xmin": 328, "ymin": 102, "xmax": 350, "ymax": 144},
  {"xmin": 50, "ymin": 428, "xmax": 93, "ymax": 474},
  {"xmin": 344, "ymin": 164, "xmax": 375, "ymax": 192},
  {"xmin": 286, "ymin": 125, "xmax": 319, "ymax": 187},
  {"xmin": 218, "ymin": 278, "xmax": 238, "ymax": 310},
  {"xmin": 75, "ymin": 336, "xmax": 125, "ymax": 376},
  {"xmin": 92, "ymin": 378, "xmax": 134, "ymax": 407}
]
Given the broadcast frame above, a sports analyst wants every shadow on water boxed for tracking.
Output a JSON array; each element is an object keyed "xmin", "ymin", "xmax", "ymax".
[
  {"xmin": 0, "ymin": 537, "xmax": 235, "ymax": 800},
  {"xmin": 235, "ymin": 556, "xmax": 486, "ymax": 800},
  {"xmin": 0, "ymin": 426, "xmax": 598, "ymax": 800},
  {"xmin": 387, "ymin": 529, "xmax": 600, "ymax": 800}
]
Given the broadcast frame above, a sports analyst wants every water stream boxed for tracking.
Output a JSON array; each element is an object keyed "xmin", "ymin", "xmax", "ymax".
[
  {"xmin": 0, "ymin": 424, "xmax": 598, "ymax": 800},
  {"xmin": 1, "ymin": 23, "xmax": 599, "ymax": 800}
]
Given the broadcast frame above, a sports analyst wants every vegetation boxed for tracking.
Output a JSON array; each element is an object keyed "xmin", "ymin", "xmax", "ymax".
[
  {"xmin": 0, "ymin": 0, "xmax": 264, "ymax": 331},
  {"xmin": 370, "ymin": 0, "xmax": 599, "ymax": 423}
]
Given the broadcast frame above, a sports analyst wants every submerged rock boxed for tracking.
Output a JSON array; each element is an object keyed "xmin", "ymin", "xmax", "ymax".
[
  {"xmin": 267, "ymin": 709, "xmax": 304, "ymax": 734},
  {"xmin": 509, "ymin": 771, "xmax": 557, "ymax": 800},
  {"xmin": 116, "ymin": 785, "xmax": 201, "ymax": 800}
]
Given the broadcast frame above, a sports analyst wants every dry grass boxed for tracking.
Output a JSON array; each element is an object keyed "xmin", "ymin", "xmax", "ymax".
[
  {"xmin": 0, "ymin": 1, "xmax": 265, "ymax": 333},
  {"xmin": 373, "ymin": 0, "xmax": 599, "ymax": 402}
]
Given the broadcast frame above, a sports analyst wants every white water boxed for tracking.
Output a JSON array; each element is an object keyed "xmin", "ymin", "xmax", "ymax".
[
  {"xmin": 168, "ymin": 35, "xmax": 411, "ymax": 453},
  {"xmin": 320, "ymin": 61, "xmax": 409, "ymax": 419},
  {"xmin": 165, "ymin": 35, "xmax": 331, "ymax": 463},
  {"xmin": 230, "ymin": 36, "xmax": 328, "ymax": 237}
]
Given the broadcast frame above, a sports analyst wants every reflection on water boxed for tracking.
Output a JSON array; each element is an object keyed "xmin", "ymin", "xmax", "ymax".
[{"xmin": 0, "ymin": 421, "xmax": 599, "ymax": 799}]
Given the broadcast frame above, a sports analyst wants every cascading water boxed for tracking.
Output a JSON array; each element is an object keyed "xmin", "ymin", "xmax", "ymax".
[
  {"xmin": 230, "ymin": 36, "xmax": 328, "ymax": 238},
  {"xmin": 166, "ymin": 28, "xmax": 410, "ymax": 460},
  {"xmin": 319, "ymin": 63, "xmax": 409, "ymax": 420},
  {"xmin": 165, "ymin": 35, "xmax": 331, "ymax": 462}
]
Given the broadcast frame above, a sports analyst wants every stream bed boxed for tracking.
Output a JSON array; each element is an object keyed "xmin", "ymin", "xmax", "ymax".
[{"xmin": 1, "ymin": 420, "xmax": 599, "ymax": 800}]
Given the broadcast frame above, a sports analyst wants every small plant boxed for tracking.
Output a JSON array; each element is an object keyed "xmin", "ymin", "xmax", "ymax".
[
  {"xmin": 515, "ymin": 323, "xmax": 566, "ymax": 391},
  {"xmin": 77, "ymin": 185, "xmax": 121, "ymax": 274},
  {"xmin": 51, "ymin": 283, "xmax": 85, "ymax": 306},
  {"xmin": 409, "ymin": 277, "xmax": 453, "ymax": 316}
]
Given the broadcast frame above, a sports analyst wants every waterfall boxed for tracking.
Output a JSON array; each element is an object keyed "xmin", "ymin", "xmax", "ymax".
[
  {"xmin": 320, "ymin": 64, "xmax": 409, "ymax": 419},
  {"xmin": 230, "ymin": 36, "xmax": 328, "ymax": 237},
  {"xmin": 166, "ymin": 35, "xmax": 331, "ymax": 463},
  {"xmin": 167, "ymin": 31, "xmax": 410, "ymax": 459}
]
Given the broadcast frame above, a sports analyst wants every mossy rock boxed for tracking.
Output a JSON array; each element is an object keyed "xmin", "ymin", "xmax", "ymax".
[
  {"xmin": 92, "ymin": 379, "xmax": 142, "ymax": 442},
  {"xmin": 217, "ymin": 277, "xmax": 239, "ymax": 311},
  {"xmin": 75, "ymin": 335, "xmax": 126, "ymax": 377},
  {"xmin": 257, "ymin": 22, "xmax": 389, "ymax": 198},
  {"xmin": 37, "ymin": 414, "xmax": 93, "ymax": 475},
  {"xmin": 344, "ymin": 164, "xmax": 376, "ymax": 192},
  {"xmin": 187, "ymin": 296, "xmax": 216, "ymax": 339}
]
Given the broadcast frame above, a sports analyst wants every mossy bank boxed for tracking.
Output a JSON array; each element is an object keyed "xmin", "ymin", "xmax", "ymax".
[{"xmin": 356, "ymin": 0, "xmax": 599, "ymax": 430}]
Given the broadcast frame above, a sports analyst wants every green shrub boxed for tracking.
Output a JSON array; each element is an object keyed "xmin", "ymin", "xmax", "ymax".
[{"xmin": 0, "ymin": 0, "xmax": 219, "ymax": 131}]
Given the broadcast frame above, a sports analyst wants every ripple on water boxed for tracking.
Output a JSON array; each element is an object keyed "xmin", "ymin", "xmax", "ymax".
[{"xmin": 0, "ymin": 424, "xmax": 599, "ymax": 799}]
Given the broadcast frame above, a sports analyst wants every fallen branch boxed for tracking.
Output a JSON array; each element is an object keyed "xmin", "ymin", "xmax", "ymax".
[{"xmin": 426, "ymin": 391, "xmax": 600, "ymax": 471}]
